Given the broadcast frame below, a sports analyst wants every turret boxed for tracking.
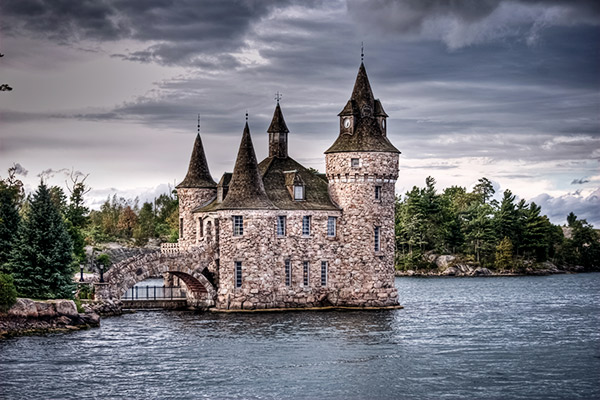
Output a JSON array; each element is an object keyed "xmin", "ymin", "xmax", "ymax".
[
  {"xmin": 176, "ymin": 120, "xmax": 217, "ymax": 247},
  {"xmin": 325, "ymin": 61, "xmax": 400, "ymax": 307},
  {"xmin": 267, "ymin": 102, "xmax": 289, "ymax": 159}
]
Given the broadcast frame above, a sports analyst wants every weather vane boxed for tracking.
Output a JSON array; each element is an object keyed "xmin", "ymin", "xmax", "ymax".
[
  {"xmin": 275, "ymin": 91, "xmax": 282, "ymax": 103},
  {"xmin": 245, "ymin": 110, "xmax": 248, "ymax": 122},
  {"xmin": 361, "ymin": 42, "xmax": 364, "ymax": 62},
  {"xmin": 197, "ymin": 114, "xmax": 200, "ymax": 134}
]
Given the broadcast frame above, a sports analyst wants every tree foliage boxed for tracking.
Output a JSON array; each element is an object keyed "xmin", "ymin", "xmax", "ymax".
[
  {"xmin": 7, "ymin": 182, "xmax": 75, "ymax": 299},
  {"xmin": 0, "ymin": 166, "xmax": 24, "ymax": 271},
  {"xmin": 395, "ymin": 176, "xmax": 599, "ymax": 271}
]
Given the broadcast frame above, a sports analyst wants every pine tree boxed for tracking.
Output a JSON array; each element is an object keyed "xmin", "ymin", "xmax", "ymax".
[
  {"xmin": 0, "ymin": 166, "xmax": 24, "ymax": 271},
  {"xmin": 494, "ymin": 237, "xmax": 514, "ymax": 271},
  {"xmin": 7, "ymin": 182, "xmax": 75, "ymax": 299}
]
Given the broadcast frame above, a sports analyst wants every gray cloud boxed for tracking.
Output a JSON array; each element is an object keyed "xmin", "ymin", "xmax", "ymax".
[
  {"xmin": 531, "ymin": 188, "xmax": 600, "ymax": 227},
  {"xmin": 347, "ymin": 0, "xmax": 600, "ymax": 49},
  {"xmin": 571, "ymin": 178, "xmax": 590, "ymax": 185},
  {"xmin": 12, "ymin": 163, "xmax": 28, "ymax": 176}
]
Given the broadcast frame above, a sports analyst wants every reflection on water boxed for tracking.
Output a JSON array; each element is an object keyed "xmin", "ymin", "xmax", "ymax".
[{"xmin": 1, "ymin": 274, "xmax": 599, "ymax": 399}]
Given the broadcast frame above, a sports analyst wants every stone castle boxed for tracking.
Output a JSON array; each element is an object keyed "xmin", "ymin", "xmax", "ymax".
[{"xmin": 174, "ymin": 62, "xmax": 400, "ymax": 310}]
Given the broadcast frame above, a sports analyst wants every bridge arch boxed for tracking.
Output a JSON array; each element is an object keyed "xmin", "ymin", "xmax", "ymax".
[{"xmin": 95, "ymin": 250, "xmax": 217, "ymax": 308}]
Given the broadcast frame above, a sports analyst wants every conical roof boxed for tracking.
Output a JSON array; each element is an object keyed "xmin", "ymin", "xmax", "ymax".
[
  {"xmin": 218, "ymin": 122, "xmax": 275, "ymax": 210},
  {"xmin": 177, "ymin": 134, "xmax": 217, "ymax": 188},
  {"xmin": 326, "ymin": 62, "xmax": 400, "ymax": 154},
  {"xmin": 267, "ymin": 103, "xmax": 289, "ymax": 133},
  {"xmin": 350, "ymin": 62, "xmax": 375, "ymax": 111}
]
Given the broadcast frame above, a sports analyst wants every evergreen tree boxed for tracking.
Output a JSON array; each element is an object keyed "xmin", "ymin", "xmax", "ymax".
[
  {"xmin": 7, "ymin": 182, "xmax": 75, "ymax": 299},
  {"xmin": 0, "ymin": 167, "xmax": 24, "ymax": 271},
  {"xmin": 494, "ymin": 237, "xmax": 514, "ymax": 271},
  {"xmin": 133, "ymin": 202, "xmax": 156, "ymax": 245}
]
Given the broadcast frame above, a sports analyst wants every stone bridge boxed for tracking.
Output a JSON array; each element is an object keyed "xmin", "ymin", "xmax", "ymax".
[{"xmin": 94, "ymin": 247, "xmax": 217, "ymax": 309}]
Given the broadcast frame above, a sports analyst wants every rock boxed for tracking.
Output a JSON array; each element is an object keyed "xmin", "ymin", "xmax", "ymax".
[
  {"xmin": 406, "ymin": 270, "xmax": 415, "ymax": 276},
  {"xmin": 473, "ymin": 267, "xmax": 492, "ymax": 276},
  {"xmin": 425, "ymin": 252, "xmax": 438, "ymax": 263},
  {"xmin": 442, "ymin": 266, "xmax": 458, "ymax": 276},
  {"xmin": 455, "ymin": 264, "xmax": 474, "ymax": 275},
  {"xmin": 35, "ymin": 301, "xmax": 57, "ymax": 317},
  {"xmin": 8, "ymin": 298, "xmax": 39, "ymax": 318},
  {"xmin": 435, "ymin": 255, "xmax": 456, "ymax": 269},
  {"xmin": 54, "ymin": 300, "xmax": 78, "ymax": 317}
]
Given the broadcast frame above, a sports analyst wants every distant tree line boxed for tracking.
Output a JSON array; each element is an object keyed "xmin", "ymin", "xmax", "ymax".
[{"xmin": 395, "ymin": 176, "xmax": 600, "ymax": 271}]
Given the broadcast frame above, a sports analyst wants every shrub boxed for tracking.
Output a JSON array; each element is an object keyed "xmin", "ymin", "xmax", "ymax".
[{"xmin": 0, "ymin": 273, "xmax": 18, "ymax": 312}]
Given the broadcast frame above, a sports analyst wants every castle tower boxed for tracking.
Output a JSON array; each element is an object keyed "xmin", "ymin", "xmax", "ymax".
[
  {"xmin": 176, "ymin": 124, "xmax": 217, "ymax": 248},
  {"xmin": 325, "ymin": 62, "xmax": 400, "ymax": 306}
]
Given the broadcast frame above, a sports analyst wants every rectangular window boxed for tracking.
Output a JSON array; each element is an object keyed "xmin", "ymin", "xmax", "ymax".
[
  {"xmin": 302, "ymin": 216, "xmax": 311, "ymax": 236},
  {"xmin": 303, "ymin": 261, "xmax": 309, "ymax": 286},
  {"xmin": 351, "ymin": 158, "xmax": 360, "ymax": 168},
  {"xmin": 327, "ymin": 216, "xmax": 337, "ymax": 237},
  {"xmin": 277, "ymin": 216, "xmax": 286, "ymax": 236},
  {"xmin": 321, "ymin": 261, "xmax": 327, "ymax": 287},
  {"xmin": 375, "ymin": 185, "xmax": 382, "ymax": 200},
  {"xmin": 235, "ymin": 261, "xmax": 242, "ymax": 288},
  {"xmin": 294, "ymin": 185, "xmax": 304, "ymax": 200},
  {"xmin": 179, "ymin": 218, "xmax": 184, "ymax": 238},
  {"xmin": 233, "ymin": 215, "xmax": 243, "ymax": 236},
  {"xmin": 285, "ymin": 259, "xmax": 291, "ymax": 286},
  {"xmin": 374, "ymin": 226, "xmax": 381, "ymax": 252}
]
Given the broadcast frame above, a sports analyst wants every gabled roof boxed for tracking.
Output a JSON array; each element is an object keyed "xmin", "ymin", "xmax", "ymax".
[
  {"xmin": 214, "ymin": 122, "xmax": 275, "ymax": 210},
  {"xmin": 258, "ymin": 157, "xmax": 339, "ymax": 211},
  {"xmin": 177, "ymin": 134, "xmax": 217, "ymax": 188}
]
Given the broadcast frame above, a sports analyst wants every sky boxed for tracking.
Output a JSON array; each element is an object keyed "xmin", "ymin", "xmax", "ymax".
[{"xmin": 0, "ymin": 0, "xmax": 598, "ymax": 226}]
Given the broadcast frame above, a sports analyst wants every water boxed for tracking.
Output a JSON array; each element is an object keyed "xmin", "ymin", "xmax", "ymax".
[{"xmin": 1, "ymin": 274, "xmax": 599, "ymax": 399}]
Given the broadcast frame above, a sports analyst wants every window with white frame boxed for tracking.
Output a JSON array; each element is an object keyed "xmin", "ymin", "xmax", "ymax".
[
  {"xmin": 233, "ymin": 215, "xmax": 243, "ymax": 236},
  {"xmin": 374, "ymin": 226, "xmax": 381, "ymax": 252},
  {"xmin": 235, "ymin": 261, "xmax": 242, "ymax": 288},
  {"xmin": 294, "ymin": 185, "xmax": 304, "ymax": 200},
  {"xmin": 375, "ymin": 185, "xmax": 382, "ymax": 200},
  {"xmin": 321, "ymin": 261, "xmax": 327, "ymax": 287},
  {"xmin": 285, "ymin": 259, "xmax": 291, "ymax": 286},
  {"xmin": 327, "ymin": 216, "xmax": 337, "ymax": 237},
  {"xmin": 351, "ymin": 158, "xmax": 360, "ymax": 168},
  {"xmin": 277, "ymin": 216, "xmax": 286, "ymax": 236},
  {"xmin": 302, "ymin": 216, "xmax": 311, "ymax": 236},
  {"xmin": 303, "ymin": 261, "xmax": 309, "ymax": 286}
]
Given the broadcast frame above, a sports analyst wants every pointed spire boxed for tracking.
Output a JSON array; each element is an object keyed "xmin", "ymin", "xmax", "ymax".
[
  {"xmin": 351, "ymin": 62, "xmax": 375, "ymax": 111},
  {"xmin": 268, "ymin": 100, "xmax": 289, "ymax": 158},
  {"xmin": 177, "ymin": 122, "xmax": 217, "ymax": 189},
  {"xmin": 219, "ymin": 122, "xmax": 275, "ymax": 209}
]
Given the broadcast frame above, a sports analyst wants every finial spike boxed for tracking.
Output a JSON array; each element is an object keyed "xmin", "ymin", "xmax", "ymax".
[
  {"xmin": 245, "ymin": 110, "xmax": 248, "ymax": 122},
  {"xmin": 197, "ymin": 114, "xmax": 200, "ymax": 134},
  {"xmin": 361, "ymin": 42, "xmax": 364, "ymax": 62},
  {"xmin": 275, "ymin": 91, "xmax": 282, "ymax": 103}
]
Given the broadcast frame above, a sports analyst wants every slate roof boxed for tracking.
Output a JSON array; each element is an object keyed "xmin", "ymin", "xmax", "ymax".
[
  {"xmin": 267, "ymin": 103, "xmax": 289, "ymax": 134},
  {"xmin": 176, "ymin": 134, "xmax": 217, "ymax": 188},
  {"xmin": 258, "ymin": 157, "xmax": 339, "ymax": 211},
  {"xmin": 326, "ymin": 63, "xmax": 400, "ymax": 154},
  {"xmin": 208, "ymin": 122, "xmax": 275, "ymax": 210}
]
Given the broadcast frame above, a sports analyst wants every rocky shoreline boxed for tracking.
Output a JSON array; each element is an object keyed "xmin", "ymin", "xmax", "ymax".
[
  {"xmin": 0, "ymin": 298, "xmax": 101, "ymax": 339},
  {"xmin": 395, "ymin": 254, "xmax": 586, "ymax": 277}
]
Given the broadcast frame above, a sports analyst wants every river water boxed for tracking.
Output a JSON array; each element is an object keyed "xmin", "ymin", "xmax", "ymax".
[{"xmin": 1, "ymin": 274, "xmax": 599, "ymax": 399}]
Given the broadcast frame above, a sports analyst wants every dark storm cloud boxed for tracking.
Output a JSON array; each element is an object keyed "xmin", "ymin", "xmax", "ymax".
[
  {"xmin": 347, "ymin": 0, "xmax": 600, "ymax": 48},
  {"xmin": 1, "ymin": 0, "xmax": 322, "ymax": 69},
  {"xmin": 532, "ymin": 188, "xmax": 600, "ymax": 227}
]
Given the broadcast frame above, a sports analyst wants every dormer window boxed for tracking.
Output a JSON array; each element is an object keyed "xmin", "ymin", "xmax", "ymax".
[
  {"xmin": 294, "ymin": 185, "xmax": 304, "ymax": 200},
  {"xmin": 351, "ymin": 158, "xmax": 360, "ymax": 168}
]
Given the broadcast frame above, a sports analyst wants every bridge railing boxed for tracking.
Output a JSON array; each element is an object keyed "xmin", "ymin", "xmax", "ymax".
[
  {"xmin": 123, "ymin": 286, "xmax": 187, "ymax": 300},
  {"xmin": 160, "ymin": 242, "xmax": 179, "ymax": 254}
]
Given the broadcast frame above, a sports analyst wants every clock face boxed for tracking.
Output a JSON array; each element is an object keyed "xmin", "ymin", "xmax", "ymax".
[{"xmin": 343, "ymin": 118, "xmax": 351, "ymax": 128}]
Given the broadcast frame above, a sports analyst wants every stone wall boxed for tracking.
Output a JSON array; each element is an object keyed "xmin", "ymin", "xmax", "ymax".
[
  {"xmin": 326, "ymin": 151, "xmax": 399, "ymax": 307},
  {"xmin": 177, "ymin": 187, "xmax": 216, "ymax": 249}
]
